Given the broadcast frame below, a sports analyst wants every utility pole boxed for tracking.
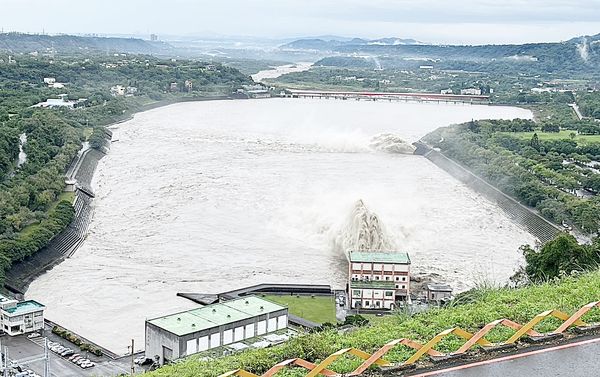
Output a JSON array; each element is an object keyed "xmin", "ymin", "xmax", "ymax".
[
  {"xmin": 44, "ymin": 338, "xmax": 50, "ymax": 377},
  {"xmin": 130, "ymin": 339, "xmax": 135, "ymax": 376}
]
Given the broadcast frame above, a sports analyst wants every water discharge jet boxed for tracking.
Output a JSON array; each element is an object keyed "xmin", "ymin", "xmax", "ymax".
[
  {"xmin": 333, "ymin": 199, "xmax": 397, "ymax": 254},
  {"xmin": 369, "ymin": 133, "xmax": 416, "ymax": 154}
]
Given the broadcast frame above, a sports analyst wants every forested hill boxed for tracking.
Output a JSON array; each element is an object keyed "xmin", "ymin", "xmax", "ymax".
[
  {"xmin": 0, "ymin": 33, "xmax": 174, "ymax": 55},
  {"xmin": 289, "ymin": 34, "xmax": 600, "ymax": 75}
]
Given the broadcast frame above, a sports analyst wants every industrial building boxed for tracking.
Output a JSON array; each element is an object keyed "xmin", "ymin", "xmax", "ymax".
[
  {"xmin": 348, "ymin": 251, "xmax": 411, "ymax": 310},
  {"xmin": 425, "ymin": 283, "xmax": 453, "ymax": 303},
  {"xmin": 0, "ymin": 295, "xmax": 45, "ymax": 336},
  {"xmin": 145, "ymin": 296, "xmax": 288, "ymax": 364}
]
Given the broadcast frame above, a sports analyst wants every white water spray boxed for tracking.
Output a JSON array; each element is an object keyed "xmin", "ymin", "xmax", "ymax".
[
  {"xmin": 577, "ymin": 38, "xmax": 590, "ymax": 63},
  {"xmin": 369, "ymin": 133, "xmax": 416, "ymax": 154},
  {"xmin": 333, "ymin": 199, "xmax": 396, "ymax": 254}
]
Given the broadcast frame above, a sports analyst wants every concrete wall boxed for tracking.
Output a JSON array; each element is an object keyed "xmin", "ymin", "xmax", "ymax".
[{"xmin": 414, "ymin": 142, "xmax": 561, "ymax": 244}]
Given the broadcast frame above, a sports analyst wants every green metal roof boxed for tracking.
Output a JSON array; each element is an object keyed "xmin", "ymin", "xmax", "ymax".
[
  {"xmin": 349, "ymin": 251, "xmax": 410, "ymax": 264},
  {"xmin": 147, "ymin": 296, "xmax": 286, "ymax": 337},
  {"xmin": 3, "ymin": 300, "xmax": 45, "ymax": 315},
  {"xmin": 350, "ymin": 280, "xmax": 396, "ymax": 290},
  {"xmin": 221, "ymin": 296, "xmax": 285, "ymax": 315}
]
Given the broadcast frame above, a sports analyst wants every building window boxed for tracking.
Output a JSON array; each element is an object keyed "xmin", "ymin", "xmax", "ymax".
[
  {"xmin": 365, "ymin": 301, "xmax": 370, "ymax": 307},
  {"xmin": 375, "ymin": 276, "xmax": 380, "ymax": 280},
  {"xmin": 385, "ymin": 276, "xmax": 390, "ymax": 281},
  {"xmin": 395, "ymin": 276, "xmax": 399, "ymax": 281},
  {"xmin": 402, "ymin": 277, "xmax": 406, "ymax": 282},
  {"xmin": 385, "ymin": 291, "xmax": 393, "ymax": 297},
  {"xmin": 352, "ymin": 290, "xmax": 361, "ymax": 297},
  {"xmin": 395, "ymin": 284, "xmax": 399, "ymax": 289},
  {"xmin": 402, "ymin": 285, "xmax": 406, "ymax": 289}
]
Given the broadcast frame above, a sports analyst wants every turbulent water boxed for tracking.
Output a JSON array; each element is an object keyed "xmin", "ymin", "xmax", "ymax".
[
  {"xmin": 27, "ymin": 98, "xmax": 535, "ymax": 353},
  {"xmin": 334, "ymin": 200, "xmax": 396, "ymax": 253},
  {"xmin": 251, "ymin": 63, "xmax": 312, "ymax": 82}
]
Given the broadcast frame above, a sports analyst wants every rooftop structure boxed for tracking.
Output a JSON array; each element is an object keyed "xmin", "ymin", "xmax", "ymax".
[
  {"xmin": 349, "ymin": 251, "xmax": 411, "ymax": 264},
  {"xmin": 425, "ymin": 283, "xmax": 453, "ymax": 303},
  {"xmin": 0, "ymin": 295, "xmax": 45, "ymax": 336},
  {"xmin": 32, "ymin": 96, "xmax": 86, "ymax": 109},
  {"xmin": 147, "ymin": 296, "xmax": 285, "ymax": 337},
  {"xmin": 145, "ymin": 296, "xmax": 288, "ymax": 364}
]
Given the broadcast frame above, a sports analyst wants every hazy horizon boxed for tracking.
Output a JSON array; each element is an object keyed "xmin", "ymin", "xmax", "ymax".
[{"xmin": 2, "ymin": 0, "xmax": 600, "ymax": 45}]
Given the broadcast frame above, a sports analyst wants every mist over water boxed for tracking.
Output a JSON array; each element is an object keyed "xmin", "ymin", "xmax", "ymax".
[
  {"xmin": 27, "ymin": 99, "xmax": 535, "ymax": 353},
  {"xmin": 333, "ymin": 199, "xmax": 396, "ymax": 253}
]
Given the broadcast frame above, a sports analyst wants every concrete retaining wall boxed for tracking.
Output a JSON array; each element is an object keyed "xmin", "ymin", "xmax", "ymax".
[{"xmin": 414, "ymin": 142, "xmax": 561, "ymax": 244}]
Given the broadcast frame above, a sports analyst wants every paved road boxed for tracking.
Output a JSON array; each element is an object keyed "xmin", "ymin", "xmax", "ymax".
[
  {"xmin": 1, "ymin": 335, "xmax": 133, "ymax": 377},
  {"xmin": 410, "ymin": 337, "xmax": 600, "ymax": 377}
]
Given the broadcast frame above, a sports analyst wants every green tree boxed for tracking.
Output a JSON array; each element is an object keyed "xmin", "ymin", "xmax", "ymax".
[
  {"xmin": 530, "ymin": 133, "xmax": 541, "ymax": 151},
  {"xmin": 521, "ymin": 234, "xmax": 599, "ymax": 282}
]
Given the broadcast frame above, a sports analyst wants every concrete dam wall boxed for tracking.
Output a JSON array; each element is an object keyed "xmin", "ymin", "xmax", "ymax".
[{"xmin": 414, "ymin": 142, "xmax": 561, "ymax": 244}]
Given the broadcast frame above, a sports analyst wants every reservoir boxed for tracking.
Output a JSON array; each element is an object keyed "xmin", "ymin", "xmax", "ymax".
[{"xmin": 27, "ymin": 98, "xmax": 535, "ymax": 353}]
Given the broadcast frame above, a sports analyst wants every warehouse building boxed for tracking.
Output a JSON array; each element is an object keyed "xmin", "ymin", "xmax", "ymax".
[{"xmin": 145, "ymin": 296, "xmax": 288, "ymax": 364}]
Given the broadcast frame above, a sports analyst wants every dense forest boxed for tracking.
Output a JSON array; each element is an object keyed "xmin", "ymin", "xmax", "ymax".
[
  {"xmin": 298, "ymin": 34, "xmax": 600, "ymax": 76},
  {"xmin": 424, "ymin": 113, "xmax": 600, "ymax": 234},
  {"xmin": 0, "ymin": 53, "xmax": 251, "ymax": 283}
]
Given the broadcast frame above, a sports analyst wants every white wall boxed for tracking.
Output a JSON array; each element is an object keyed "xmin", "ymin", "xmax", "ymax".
[
  {"xmin": 210, "ymin": 333, "xmax": 220, "ymax": 348},
  {"xmin": 257, "ymin": 320, "xmax": 266, "ymax": 335},
  {"xmin": 186, "ymin": 339, "xmax": 197, "ymax": 355},
  {"xmin": 245, "ymin": 324, "xmax": 255, "ymax": 338},
  {"xmin": 223, "ymin": 329, "xmax": 233, "ymax": 345}
]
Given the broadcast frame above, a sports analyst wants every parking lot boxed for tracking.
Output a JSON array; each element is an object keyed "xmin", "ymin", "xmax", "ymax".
[{"xmin": 1, "ymin": 334, "xmax": 135, "ymax": 377}]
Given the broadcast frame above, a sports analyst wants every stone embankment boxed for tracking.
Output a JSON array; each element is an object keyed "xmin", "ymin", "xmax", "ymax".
[
  {"xmin": 6, "ymin": 146, "xmax": 106, "ymax": 294},
  {"xmin": 413, "ymin": 141, "xmax": 561, "ymax": 244}
]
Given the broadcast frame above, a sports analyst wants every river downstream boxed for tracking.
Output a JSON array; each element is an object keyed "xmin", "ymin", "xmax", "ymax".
[{"xmin": 27, "ymin": 98, "xmax": 535, "ymax": 353}]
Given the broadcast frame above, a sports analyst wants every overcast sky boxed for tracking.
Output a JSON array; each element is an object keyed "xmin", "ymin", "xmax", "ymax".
[{"xmin": 2, "ymin": 0, "xmax": 600, "ymax": 44}]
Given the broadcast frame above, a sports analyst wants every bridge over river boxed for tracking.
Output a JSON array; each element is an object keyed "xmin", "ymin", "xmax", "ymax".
[{"xmin": 285, "ymin": 89, "xmax": 490, "ymax": 104}]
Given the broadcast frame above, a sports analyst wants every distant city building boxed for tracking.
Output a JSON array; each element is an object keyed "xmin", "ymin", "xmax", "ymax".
[
  {"xmin": 247, "ymin": 89, "xmax": 270, "ymax": 99},
  {"xmin": 43, "ymin": 77, "xmax": 56, "ymax": 85},
  {"xmin": 440, "ymin": 89, "xmax": 453, "ymax": 95},
  {"xmin": 425, "ymin": 283, "xmax": 453, "ymax": 303},
  {"xmin": 0, "ymin": 295, "xmax": 45, "ymax": 336},
  {"xmin": 32, "ymin": 95, "xmax": 87, "ymax": 109},
  {"xmin": 150, "ymin": 34, "xmax": 158, "ymax": 41},
  {"xmin": 460, "ymin": 88, "xmax": 482, "ymax": 95},
  {"xmin": 531, "ymin": 87, "xmax": 557, "ymax": 93},
  {"xmin": 145, "ymin": 296, "xmax": 288, "ymax": 365},
  {"xmin": 419, "ymin": 65, "xmax": 434, "ymax": 70},
  {"xmin": 170, "ymin": 82, "xmax": 178, "ymax": 92},
  {"xmin": 184, "ymin": 80, "xmax": 193, "ymax": 92},
  {"xmin": 348, "ymin": 251, "xmax": 411, "ymax": 310},
  {"xmin": 111, "ymin": 85, "xmax": 126, "ymax": 96}
]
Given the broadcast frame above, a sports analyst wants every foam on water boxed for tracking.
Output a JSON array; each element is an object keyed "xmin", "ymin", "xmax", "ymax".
[{"xmin": 26, "ymin": 98, "xmax": 535, "ymax": 353}]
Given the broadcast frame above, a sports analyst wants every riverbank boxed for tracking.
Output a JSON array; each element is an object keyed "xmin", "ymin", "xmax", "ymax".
[
  {"xmin": 5, "ymin": 95, "xmax": 236, "ymax": 295},
  {"xmin": 413, "ymin": 141, "xmax": 562, "ymax": 244}
]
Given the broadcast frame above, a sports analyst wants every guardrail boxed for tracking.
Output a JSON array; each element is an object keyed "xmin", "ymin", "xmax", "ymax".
[{"xmin": 218, "ymin": 301, "xmax": 600, "ymax": 377}]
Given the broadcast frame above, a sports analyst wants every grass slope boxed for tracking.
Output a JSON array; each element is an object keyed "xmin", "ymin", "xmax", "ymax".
[
  {"xmin": 147, "ymin": 271, "xmax": 600, "ymax": 377},
  {"xmin": 504, "ymin": 130, "xmax": 600, "ymax": 144},
  {"xmin": 262, "ymin": 295, "xmax": 336, "ymax": 324}
]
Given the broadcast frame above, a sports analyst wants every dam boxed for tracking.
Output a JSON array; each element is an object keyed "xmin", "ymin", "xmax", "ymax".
[{"xmin": 27, "ymin": 98, "xmax": 536, "ymax": 353}]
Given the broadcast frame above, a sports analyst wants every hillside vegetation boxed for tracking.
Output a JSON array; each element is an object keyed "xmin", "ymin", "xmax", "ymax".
[
  {"xmin": 146, "ymin": 271, "xmax": 600, "ymax": 377},
  {"xmin": 0, "ymin": 52, "xmax": 250, "ymax": 285}
]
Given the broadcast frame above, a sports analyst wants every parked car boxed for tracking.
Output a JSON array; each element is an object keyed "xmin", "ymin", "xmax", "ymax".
[
  {"xmin": 69, "ymin": 354, "xmax": 80, "ymax": 361},
  {"xmin": 27, "ymin": 333, "xmax": 40, "ymax": 339},
  {"xmin": 71, "ymin": 356, "xmax": 82, "ymax": 363},
  {"xmin": 61, "ymin": 350, "xmax": 74, "ymax": 357},
  {"xmin": 81, "ymin": 361, "xmax": 95, "ymax": 369},
  {"xmin": 76, "ymin": 358, "xmax": 87, "ymax": 366}
]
